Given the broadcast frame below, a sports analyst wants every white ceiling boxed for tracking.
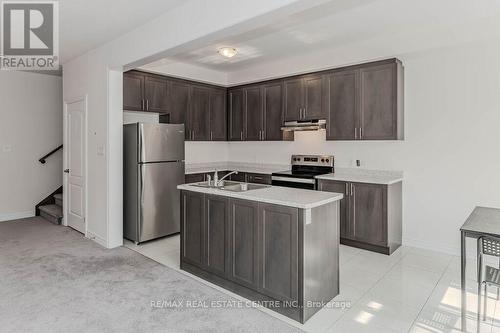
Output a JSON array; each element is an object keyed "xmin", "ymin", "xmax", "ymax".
[
  {"xmin": 152, "ymin": 0, "xmax": 500, "ymax": 73},
  {"xmin": 59, "ymin": 0, "xmax": 184, "ymax": 63}
]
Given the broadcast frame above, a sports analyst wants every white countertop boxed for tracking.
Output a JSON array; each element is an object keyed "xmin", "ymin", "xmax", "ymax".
[
  {"xmin": 186, "ymin": 162, "xmax": 403, "ymax": 185},
  {"xmin": 177, "ymin": 183, "xmax": 343, "ymax": 209},
  {"xmin": 315, "ymin": 173, "xmax": 403, "ymax": 185}
]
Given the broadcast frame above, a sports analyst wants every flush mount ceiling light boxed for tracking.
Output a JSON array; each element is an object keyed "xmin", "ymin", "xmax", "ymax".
[{"xmin": 218, "ymin": 47, "xmax": 238, "ymax": 58}]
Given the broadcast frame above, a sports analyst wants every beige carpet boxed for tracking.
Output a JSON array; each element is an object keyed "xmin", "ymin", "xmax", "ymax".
[{"xmin": 0, "ymin": 217, "xmax": 302, "ymax": 333}]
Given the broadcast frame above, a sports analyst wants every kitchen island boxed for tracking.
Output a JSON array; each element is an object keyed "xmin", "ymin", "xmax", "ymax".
[{"xmin": 177, "ymin": 181, "xmax": 343, "ymax": 323}]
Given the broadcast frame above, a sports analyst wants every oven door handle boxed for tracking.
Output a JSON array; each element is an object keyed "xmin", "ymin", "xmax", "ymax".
[{"xmin": 271, "ymin": 176, "xmax": 316, "ymax": 184}]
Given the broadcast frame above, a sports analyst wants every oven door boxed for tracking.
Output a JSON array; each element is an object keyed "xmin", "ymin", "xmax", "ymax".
[{"xmin": 271, "ymin": 176, "xmax": 316, "ymax": 190}]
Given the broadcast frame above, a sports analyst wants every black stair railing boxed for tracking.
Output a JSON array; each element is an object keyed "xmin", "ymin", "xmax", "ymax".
[{"xmin": 39, "ymin": 145, "xmax": 63, "ymax": 164}]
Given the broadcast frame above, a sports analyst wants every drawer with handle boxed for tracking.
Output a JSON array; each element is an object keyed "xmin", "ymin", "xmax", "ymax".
[{"xmin": 246, "ymin": 173, "xmax": 272, "ymax": 185}]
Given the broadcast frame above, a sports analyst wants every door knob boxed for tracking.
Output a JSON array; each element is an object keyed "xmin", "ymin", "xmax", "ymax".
[{"xmin": 64, "ymin": 169, "xmax": 70, "ymax": 173}]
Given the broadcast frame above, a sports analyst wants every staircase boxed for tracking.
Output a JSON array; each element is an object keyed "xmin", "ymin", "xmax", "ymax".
[{"xmin": 39, "ymin": 193, "xmax": 63, "ymax": 225}]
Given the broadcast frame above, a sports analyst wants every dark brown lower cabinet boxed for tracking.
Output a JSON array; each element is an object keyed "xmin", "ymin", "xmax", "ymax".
[
  {"xmin": 180, "ymin": 191, "xmax": 340, "ymax": 323},
  {"xmin": 246, "ymin": 173, "xmax": 272, "ymax": 185},
  {"xmin": 229, "ymin": 172, "xmax": 247, "ymax": 182},
  {"xmin": 318, "ymin": 179, "xmax": 402, "ymax": 255},
  {"xmin": 185, "ymin": 173, "xmax": 206, "ymax": 184}
]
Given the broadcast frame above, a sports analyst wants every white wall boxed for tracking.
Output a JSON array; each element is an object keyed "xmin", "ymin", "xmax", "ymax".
[
  {"xmin": 0, "ymin": 71, "xmax": 63, "ymax": 221},
  {"xmin": 226, "ymin": 42, "xmax": 500, "ymax": 254}
]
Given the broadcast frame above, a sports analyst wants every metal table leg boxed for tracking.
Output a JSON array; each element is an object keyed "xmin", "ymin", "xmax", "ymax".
[{"xmin": 461, "ymin": 230, "xmax": 467, "ymax": 331}]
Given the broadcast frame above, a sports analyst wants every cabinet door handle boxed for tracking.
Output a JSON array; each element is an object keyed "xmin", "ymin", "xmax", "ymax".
[
  {"xmin": 192, "ymin": 131, "xmax": 195, "ymax": 140},
  {"xmin": 240, "ymin": 131, "xmax": 243, "ymax": 141},
  {"xmin": 354, "ymin": 128, "xmax": 358, "ymax": 139},
  {"xmin": 303, "ymin": 107, "xmax": 307, "ymax": 119},
  {"xmin": 351, "ymin": 183, "xmax": 354, "ymax": 197},
  {"xmin": 345, "ymin": 183, "xmax": 349, "ymax": 196},
  {"xmin": 210, "ymin": 131, "xmax": 213, "ymax": 141},
  {"xmin": 146, "ymin": 99, "xmax": 149, "ymax": 111},
  {"xmin": 359, "ymin": 127, "xmax": 363, "ymax": 139},
  {"xmin": 261, "ymin": 130, "xmax": 265, "ymax": 141}
]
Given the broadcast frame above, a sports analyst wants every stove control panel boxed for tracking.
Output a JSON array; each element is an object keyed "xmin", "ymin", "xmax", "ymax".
[{"xmin": 291, "ymin": 155, "xmax": 334, "ymax": 167}]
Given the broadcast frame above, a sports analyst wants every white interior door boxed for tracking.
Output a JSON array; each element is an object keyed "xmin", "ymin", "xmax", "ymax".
[{"xmin": 66, "ymin": 99, "xmax": 86, "ymax": 234}]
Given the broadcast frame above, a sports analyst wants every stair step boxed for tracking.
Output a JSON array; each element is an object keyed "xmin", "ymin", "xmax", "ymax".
[
  {"xmin": 39, "ymin": 204, "xmax": 63, "ymax": 225},
  {"xmin": 53, "ymin": 193, "xmax": 63, "ymax": 207}
]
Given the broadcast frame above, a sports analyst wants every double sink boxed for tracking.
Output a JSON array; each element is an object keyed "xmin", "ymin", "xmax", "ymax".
[{"xmin": 192, "ymin": 180, "xmax": 270, "ymax": 192}]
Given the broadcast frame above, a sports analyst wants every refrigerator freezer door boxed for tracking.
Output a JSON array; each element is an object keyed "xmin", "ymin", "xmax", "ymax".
[
  {"xmin": 139, "ymin": 123, "xmax": 185, "ymax": 163},
  {"xmin": 139, "ymin": 161, "xmax": 185, "ymax": 242}
]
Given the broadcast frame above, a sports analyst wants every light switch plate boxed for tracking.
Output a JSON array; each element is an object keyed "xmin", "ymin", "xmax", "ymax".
[{"xmin": 97, "ymin": 145, "xmax": 105, "ymax": 156}]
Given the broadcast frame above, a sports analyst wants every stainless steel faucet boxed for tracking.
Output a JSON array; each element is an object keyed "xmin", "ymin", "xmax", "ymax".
[{"xmin": 216, "ymin": 170, "xmax": 238, "ymax": 187}]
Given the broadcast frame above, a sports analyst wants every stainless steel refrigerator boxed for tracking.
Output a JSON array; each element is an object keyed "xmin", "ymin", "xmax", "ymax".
[{"xmin": 123, "ymin": 123, "xmax": 185, "ymax": 244}]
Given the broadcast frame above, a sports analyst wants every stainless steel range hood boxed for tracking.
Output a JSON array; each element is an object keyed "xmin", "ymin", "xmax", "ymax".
[{"xmin": 281, "ymin": 119, "xmax": 326, "ymax": 132}]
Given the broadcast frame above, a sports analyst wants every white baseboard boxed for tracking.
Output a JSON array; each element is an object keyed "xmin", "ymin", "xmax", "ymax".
[
  {"xmin": 0, "ymin": 211, "xmax": 34, "ymax": 222},
  {"xmin": 86, "ymin": 230, "xmax": 108, "ymax": 248}
]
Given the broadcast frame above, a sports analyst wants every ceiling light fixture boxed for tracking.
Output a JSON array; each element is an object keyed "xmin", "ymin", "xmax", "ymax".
[{"xmin": 218, "ymin": 47, "xmax": 238, "ymax": 58}]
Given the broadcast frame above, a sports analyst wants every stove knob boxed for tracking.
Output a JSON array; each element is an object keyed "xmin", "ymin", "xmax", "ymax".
[
  {"xmin": 321, "ymin": 159, "xmax": 325, "ymax": 163},
  {"xmin": 326, "ymin": 159, "xmax": 330, "ymax": 163}
]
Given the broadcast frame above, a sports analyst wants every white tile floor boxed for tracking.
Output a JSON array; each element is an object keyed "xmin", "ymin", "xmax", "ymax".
[{"xmin": 124, "ymin": 236, "xmax": 500, "ymax": 333}]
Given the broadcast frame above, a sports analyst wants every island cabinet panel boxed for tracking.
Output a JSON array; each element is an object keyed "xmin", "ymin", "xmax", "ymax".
[
  {"xmin": 228, "ymin": 89, "xmax": 245, "ymax": 141},
  {"xmin": 325, "ymin": 69, "xmax": 358, "ymax": 140},
  {"xmin": 205, "ymin": 195, "xmax": 230, "ymax": 278},
  {"xmin": 123, "ymin": 72, "xmax": 145, "ymax": 111},
  {"xmin": 228, "ymin": 199, "xmax": 260, "ymax": 290},
  {"xmin": 144, "ymin": 76, "xmax": 168, "ymax": 112},
  {"xmin": 317, "ymin": 179, "xmax": 402, "ymax": 255},
  {"xmin": 181, "ymin": 191, "xmax": 205, "ymax": 267},
  {"xmin": 317, "ymin": 180, "xmax": 350, "ymax": 239},
  {"xmin": 258, "ymin": 204, "xmax": 299, "ymax": 302},
  {"xmin": 180, "ymin": 190, "xmax": 340, "ymax": 323}
]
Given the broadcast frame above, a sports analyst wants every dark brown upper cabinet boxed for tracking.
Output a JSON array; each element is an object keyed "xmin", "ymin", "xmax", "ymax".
[
  {"xmin": 168, "ymin": 79, "xmax": 190, "ymax": 125},
  {"xmin": 209, "ymin": 88, "xmax": 227, "ymax": 141},
  {"xmin": 359, "ymin": 62, "xmax": 403, "ymax": 140},
  {"xmin": 144, "ymin": 76, "xmax": 168, "ymax": 112},
  {"xmin": 263, "ymin": 82, "xmax": 292, "ymax": 141},
  {"xmin": 123, "ymin": 71, "xmax": 168, "ymax": 113},
  {"xmin": 188, "ymin": 86, "xmax": 211, "ymax": 141},
  {"xmin": 326, "ymin": 59, "xmax": 404, "ymax": 141},
  {"xmin": 228, "ymin": 88, "xmax": 245, "ymax": 141},
  {"xmin": 123, "ymin": 72, "xmax": 145, "ymax": 111},
  {"xmin": 284, "ymin": 78, "xmax": 303, "ymax": 122},
  {"xmin": 244, "ymin": 86, "xmax": 264, "ymax": 141},
  {"xmin": 284, "ymin": 74, "xmax": 325, "ymax": 122},
  {"xmin": 325, "ymin": 69, "xmax": 358, "ymax": 140},
  {"xmin": 229, "ymin": 82, "xmax": 292, "ymax": 142}
]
